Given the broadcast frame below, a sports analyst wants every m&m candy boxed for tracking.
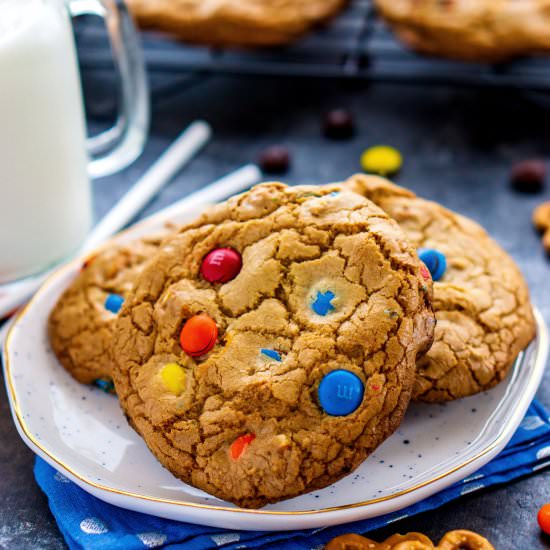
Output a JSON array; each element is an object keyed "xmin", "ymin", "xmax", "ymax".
[
  {"xmin": 258, "ymin": 145, "xmax": 290, "ymax": 174},
  {"xmin": 180, "ymin": 314, "xmax": 218, "ymax": 357},
  {"xmin": 360, "ymin": 145, "xmax": 402, "ymax": 176},
  {"xmin": 94, "ymin": 378, "xmax": 115, "ymax": 393},
  {"xmin": 322, "ymin": 108, "xmax": 355, "ymax": 140},
  {"xmin": 230, "ymin": 433, "xmax": 256, "ymax": 461},
  {"xmin": 318, "ymin": 370, "xmax": 364, "ymax": 416},
  {"xmin": 160, "ymin": 363, "xmax": 187, "ymax": 395},
  {"xmin": 104, "ymin": 293, "xmax": 124, "ymax": 314},
  {"xmin": 538, "ymin": 503, "xmax": 550, "ymax": 535},
  {"xmin": 200, "ymin": 248, "xmax": 242, "ymax": 284},
  {"xmin": 418, "ymin": 248, "xmax": 446, "ymax": 281},
  {"xmin": 260, "ymin": 349, "xmax": 282, "ymax": 361},
  {"xmin": 311, "ymin": 290, "xmax": 336, "ymax": 316}
]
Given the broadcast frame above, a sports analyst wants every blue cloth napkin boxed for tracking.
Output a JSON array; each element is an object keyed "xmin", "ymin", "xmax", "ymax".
[{"xmin": 35, "ymin": 400, "xmax": 550, "ymax": 550}]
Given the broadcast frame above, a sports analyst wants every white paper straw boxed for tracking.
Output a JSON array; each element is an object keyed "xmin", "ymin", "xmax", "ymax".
[
  {"xmin": 0, "ymin": 162, "xmax": 261, "ymax": 318},
  {"xmin": 148, "ymin": 164, "xmax": 260, "ymax": 223},
  {"xmin": 83, "ymin": 120, "xmax": 211, "ymax": 251}
]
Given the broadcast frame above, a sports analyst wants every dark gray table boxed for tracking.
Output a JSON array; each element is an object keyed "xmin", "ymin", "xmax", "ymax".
[{"xmin": 1, "ymin": 74, "xmax": 549, "ymax": 549}]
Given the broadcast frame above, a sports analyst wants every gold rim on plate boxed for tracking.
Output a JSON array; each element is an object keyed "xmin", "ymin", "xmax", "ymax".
[{"xmin": 3, "ymin": 246, "xmax": 548, "ymax": 517}]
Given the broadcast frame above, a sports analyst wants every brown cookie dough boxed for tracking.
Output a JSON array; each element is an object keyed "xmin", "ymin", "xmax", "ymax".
[
  {"xmin": 48, "ymin": 238, "xmax": 163, "ymax": 386},
  {"xmin": 125, "ymin": 0, "xmax": 348, "ymax": 47},
  {"xmin": 345, "ymin": 174, "xmax": 536, "ymax": 403},
  {"xmin": 375, "ymin": 0, "xmax": 550, "ymax": 62},
  {"xmin": 112, "ymin": 182, "xmax": 435, "ymax": 508}
]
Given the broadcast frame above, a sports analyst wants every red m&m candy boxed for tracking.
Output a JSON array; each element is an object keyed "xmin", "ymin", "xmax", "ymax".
[
  {"xmin": 201, "ymin": 248, "xmax": 242, "ymax": 283},
  {"xmin": 180, "ymin": 314, "xmax": 218, "ymax": 357},
  {"xmin": 230, "ymin": 433, "xmax": 256, "ymax": 461}
]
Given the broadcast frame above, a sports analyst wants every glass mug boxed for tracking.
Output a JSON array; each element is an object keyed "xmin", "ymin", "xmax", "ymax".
[{"xmin": 0, "ymin": 0, "xmax": 148, "ymax": 284}]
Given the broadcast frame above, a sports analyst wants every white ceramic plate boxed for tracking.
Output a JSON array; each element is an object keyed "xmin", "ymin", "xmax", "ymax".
[{"xmin": 3, "ymin": 205, "xmax": 548, "ymax": 531}]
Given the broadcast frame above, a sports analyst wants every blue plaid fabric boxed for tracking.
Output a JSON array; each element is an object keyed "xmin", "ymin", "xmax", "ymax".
[{"xmin": 34, "ymin": 400, "xmax": 550, "ymax": 550}]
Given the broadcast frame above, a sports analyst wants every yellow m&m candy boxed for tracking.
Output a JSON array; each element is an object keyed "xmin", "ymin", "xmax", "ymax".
[
  {"xmin": 160, "ymin": 363, "xmax": 187, "ymax": 395},
  {"xmin": 360, "ymin": 145, "xmax": 402, "ymax": 176}
]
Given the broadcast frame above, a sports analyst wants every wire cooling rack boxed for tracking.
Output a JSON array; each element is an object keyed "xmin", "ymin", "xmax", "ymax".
[{"xmin": 76, "ymin": 0, "xmax": 550, "ymax": 93}]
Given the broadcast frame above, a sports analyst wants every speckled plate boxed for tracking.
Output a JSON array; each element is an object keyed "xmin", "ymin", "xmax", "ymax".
[{"xmin": 2, "ymin": 205, "xmax": 548, "ymax": 531}]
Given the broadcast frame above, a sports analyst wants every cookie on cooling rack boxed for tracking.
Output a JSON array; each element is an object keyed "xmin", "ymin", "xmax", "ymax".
[
  {"xmin": 111, "ymin": 182, "xmax": 435, "ymax": 508},
  {"xmin": 125, "ymin": 0, "xmax": 348, "ymax": 47},
  {"xmin": 344, "ymin": 174, "xmax": 536, "ymax": 403},
  {"xmin": 48, "ymin": 237, "xmax": 165, "ymax": 388},
  {"xmin": 374, "ymin": 0, "xmax": 550, "ymax": 61}
]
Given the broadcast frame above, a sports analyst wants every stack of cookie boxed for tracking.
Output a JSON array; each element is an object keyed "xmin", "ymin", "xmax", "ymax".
[{"xmin": 48, "ymin": 176, "xmax": 536, "ymax": 508}]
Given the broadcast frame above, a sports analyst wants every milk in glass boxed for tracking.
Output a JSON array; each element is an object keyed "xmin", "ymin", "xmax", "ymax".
[{"xmin": 0, "ymin": 0, "xmax": 92, "ymax": 283}]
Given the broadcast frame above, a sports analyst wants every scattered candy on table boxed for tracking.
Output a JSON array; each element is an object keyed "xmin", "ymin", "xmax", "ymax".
[
  {"xmin": 311, "ymin": 290, "xmax": 336, "ymax": 316},
  {"xmin": 179, "ymin": 313, "xmax": 218, "ymax": 357},
  {"xmin": 538, "ymin": 503, "xmax": 550, "ymax": 535},
  {"xmin": 360, "ymin": 145, "xmax": 402, "ymax": 176},
  {"xmin": 318, "ymin": 369, "xmax": 364, "ymax": 416},
  {"xmin": 200, "ymin": 247, "xmax": 242, "ymax": 283},
  {"xmin": 260, "ymin": 348, "xmax": 282, "ymax": 361},
  {"xmin": 418, "ymin": 248, "xmax": 446, "ymax": 281},
  {"xmin": 533, "ymin": 201, "xmax": 550, "ymax": 255},
  {"xmin": 94, "ymin": 378, "xmax": 115, "ymax": 393},
  {"xmin": 104, "ymin": 293, "xmax": 124, "ymax": 314},
  {"xmin": 160, "ymin": 363, "xmax": 187, "ymax": 395},
  {"xmin": 323, "ymin": 108, "xmax": 355, "ymax": 139},
  {"xmin": 258, "ymin": 145, "xmax": 291, "ymax": 174},
  {"xmin": 510, "ymin": 159, "xmax": 546, "ymax": 194},
  {"xmin": 230, "ymin": 433, "xmax": 256, "ymax": 461},
  {"xmin": 326, "ymin": 529, "xmax": 495, "ymax": 549}
]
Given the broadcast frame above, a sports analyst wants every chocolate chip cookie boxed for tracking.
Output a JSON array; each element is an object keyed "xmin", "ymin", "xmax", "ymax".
[
  {"xmin": 48, "ymin": 238, "xmax": 163, "ymax": 387},
  {"xmin": 375, "ymin": 0, "xmax": 550, "ymax": 61},
  {"xmin": 125, "ymin": 0, "xmax": 348, "ymax": 47},
  {"xmin": 112, "ymin": 182, "xmax": 435, "ymax": 507},
  {"xmin": 345, "ymin": 174, "xmax": 536, "ymax": 403}
]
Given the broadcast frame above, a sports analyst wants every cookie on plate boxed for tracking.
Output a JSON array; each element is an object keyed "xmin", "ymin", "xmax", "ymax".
[
  {"xmin": 112, "ymin": 182, "xmax": 435, "ymax": 508},
  {"xmin": 125, "ymin": 0, "xmax": 348, "ymax": 47},
  {"xmin": 345, "ymin": 174, "xmax": 536, "ymax": 403},
  {"xmin": 48, "ymin": 237, "xmax": 163, "ymax": 387},
  {"xmin": 375, "ymin": 0, "xmax": 550, "ymax": 61}
]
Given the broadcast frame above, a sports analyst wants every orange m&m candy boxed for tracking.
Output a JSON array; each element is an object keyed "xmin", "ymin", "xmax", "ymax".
[
  {"xmin": 179, "ymin": 314, "xmax": 218, "ymax": 357},
  {"xmin": 538, "ymin": 503, "xmax": 550, "ymax": 535},
  {"xmin": 230, "ymin": 433, "xmax": 256, "ymax": 461}
]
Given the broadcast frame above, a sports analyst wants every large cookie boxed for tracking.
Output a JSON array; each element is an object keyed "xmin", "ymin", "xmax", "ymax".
[
  {"xmin": 125, "ymin": 0, "xmax": 348, "ymax": 47},
  {"xmin": 112, "ymin": 182, "xmax": 435, "ymax": 507},
  {"xmin": 345, "ymin": 174, "xmax": 536, "ymax": 403},
  {"xmin": 375, "ymin": 0, "xmax": 550, "ymax": 62},
  {"xmin": 48, "ymin": 238, "xmax": 162, "ymax": 386}
]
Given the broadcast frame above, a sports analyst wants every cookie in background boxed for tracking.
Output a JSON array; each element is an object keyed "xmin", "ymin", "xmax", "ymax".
[
  {"xmin": 125, "ymin": 0, "xmax": 349, "ymax": 47},
  {"xmin": 374, "ymin": 0, "xmax": 550, "ymax": 62}
]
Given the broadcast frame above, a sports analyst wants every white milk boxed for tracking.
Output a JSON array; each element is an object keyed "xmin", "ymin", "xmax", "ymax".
[{"xmin": 0, "ymin": 0, "xmax": 92, "ymax": 283}]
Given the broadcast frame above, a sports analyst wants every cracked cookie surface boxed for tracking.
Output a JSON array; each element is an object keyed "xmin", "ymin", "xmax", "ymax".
[
  {"xmin": 112, "ymin": 182, "xmax": 435, "ymax": 508},
  {"xmin": 125, "ymin": 0, "xmax": 348, "ymax": 48},
  {"xmin": 48, "ymin": 238, "xmax": 163, "ymax": 385},
  {"xmin": 375, "ymin": 0, "xmax": 550, "ymax": 61},
  {"xmin": 345, "ymin": 174, "xmax": 536, "ymax": 403}
]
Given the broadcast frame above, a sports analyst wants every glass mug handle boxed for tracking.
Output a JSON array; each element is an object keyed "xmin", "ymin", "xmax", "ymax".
[{"xmin": 68, "ymin": 0, "xmax": 150, "ymax": 178}]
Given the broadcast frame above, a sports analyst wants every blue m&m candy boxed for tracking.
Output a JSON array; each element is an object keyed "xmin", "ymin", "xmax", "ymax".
[
  {"xmin": 104, "ymin": 293, "xmax": 124, "ymax": 314},
  {"xmin": 418, "ymin": 248, "xmax": 446, "ymax": 281},
  {"xmin": 94, "ymin": 378, "xmax": 115, "ymax": 393},
  {"xmin": 318, "ymin": 370, "xmax": 364, "ymax": 416}
]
